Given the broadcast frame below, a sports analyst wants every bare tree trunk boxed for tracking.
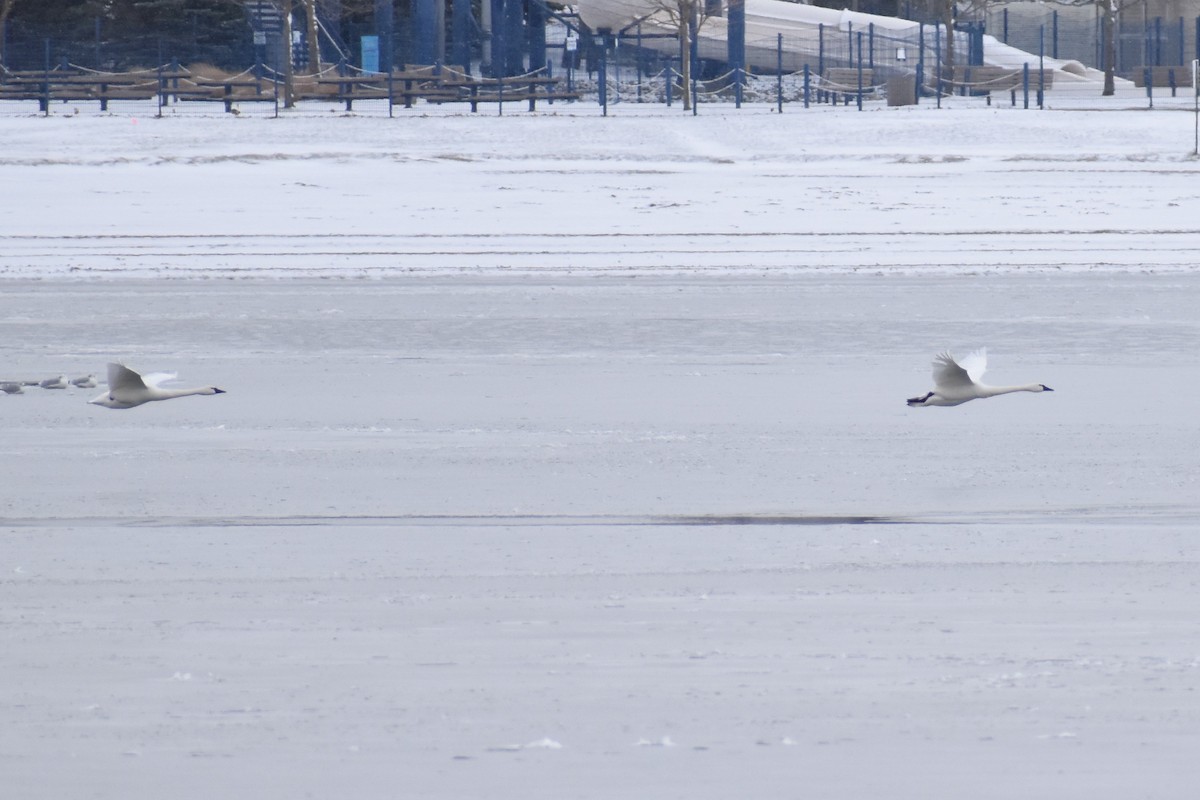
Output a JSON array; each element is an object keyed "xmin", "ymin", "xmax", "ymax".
[
  {"xmin": 281, "ymin": 2, "xmax": 296, "ymax": 107},
  {"xmin": 303, "ymin": 0, "xmax": 321, "ymax": 73},
  {"xmin": 1102, "ymin": 0, "xmax": 1116, "ymax": 96},
  {"xmin": 940, "ymin": 0, "xmax": 955, "ymax": 80},
  {"xmin": 680, "ymin": 6, "xmax": 692, "ymax": 111}
]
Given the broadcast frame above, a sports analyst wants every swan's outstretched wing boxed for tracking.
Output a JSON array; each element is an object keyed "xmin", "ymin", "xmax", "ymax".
[
  {"xmin": 106, "ymin": 362, "xmax": 148, "ymax": 391},
  {"xmin": 141, "ymin": 371, "xmax": 178, "ymax": 388},
  {"xmin": 931, "ymin": 352, "xmax": 974, "ymax": 389},
  {"xmin": 958, "ymin": 348, "xmax": 988, "ymax": 383}
]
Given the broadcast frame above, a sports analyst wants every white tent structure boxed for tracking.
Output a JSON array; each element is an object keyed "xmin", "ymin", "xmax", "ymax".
[{"xmin": 575, "ymin": 0, "xmax": 1110, "ymax": 88}]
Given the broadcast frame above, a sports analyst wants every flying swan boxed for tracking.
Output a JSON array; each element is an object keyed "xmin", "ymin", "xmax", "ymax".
[
  {"xmin": 89, "ymin": 362, "xmax": 225, "ymax": 409},
  {"xmin": 907, "ymin": 349, "xmax": 1052, "ymax": 407}
]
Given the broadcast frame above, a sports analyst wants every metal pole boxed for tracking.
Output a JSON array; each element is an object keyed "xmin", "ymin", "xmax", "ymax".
[
  {"xmin": 917, "ymin": 23, "xmax": 924, "ymax": 105},
  {"xmin": 637, "ymin": 24, "xmax": 643, "ymax": 102},
  {"xmin": 777, "ymin": 33, "xmax": 783, "ymax": 113},
  {"xmin": 1179, "ymin": 16, "xmax": 1185, "ymax": 67},
  {"xmin": 818, "ymin": 23, "xmax": 824, "ymax": 77},
  {"xmin": 1038, "ymin": 24, "xmax": 1045, "ymax": 108},
  {"xmin": 599, "ymin": 35, "xmax": 607, "ymax": 116},
  {"xmin": 156, "ymin": 45, "xmax": 163, "ymax": 117},
  {"xmin": 934, "ymin": 25, "xmax": 941, "ymax": 109},
  {"xmin": 42, "ymin": 38, "xmax": 50, "ymax": 116},
  {"xmin": 856, "ymin": 31, "xmax": 863, "ymax": 110}
]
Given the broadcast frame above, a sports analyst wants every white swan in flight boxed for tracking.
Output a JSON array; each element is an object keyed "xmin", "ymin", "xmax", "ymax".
[
  {"xmin": 907, "ymin": 349, "xmax": 1052, "ymax": 407},
  {"xmin": 89, "ymin": 363, "xmax": 225, "ymax": 409}
]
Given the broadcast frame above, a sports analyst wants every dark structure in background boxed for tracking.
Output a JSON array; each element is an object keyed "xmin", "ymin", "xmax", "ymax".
[{"xmin": 1, "ymin": 0, "xmax": 1197, "ymax": 81}]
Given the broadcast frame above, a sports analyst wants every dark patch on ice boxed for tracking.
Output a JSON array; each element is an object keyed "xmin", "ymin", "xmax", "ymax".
[
  {"xmin": 1, "ymin": 512, "xmax": 902, "ymax": 529},
  {"xmin": 650, "ymin": 514, "xmax": 897, "ymax": 527}
]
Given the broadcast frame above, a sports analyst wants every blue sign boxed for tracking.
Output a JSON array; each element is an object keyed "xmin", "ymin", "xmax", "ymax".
[{"xmin": 361, "ymin": 36, "xmax": 380, "ymax": 74}]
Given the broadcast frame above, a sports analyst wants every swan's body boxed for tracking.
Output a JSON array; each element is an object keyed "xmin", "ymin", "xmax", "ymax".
[
  {"xmin": 72, "ymin": 374, "xmax": 98, "ymax": 388},
  {"xmin": 89, "ymin": 363, "xmax": 225, "ymax": 410},
  {"xmin": 1, "ymin": 381, "xmax": 24, "ymax": 395},
  {"xmin": 39, "ymin": 375, "xmax": 68, "ymax": 390},
  {"xmin": 907, "ymin": 349, "xmax": 1052, "ymax": 407}
]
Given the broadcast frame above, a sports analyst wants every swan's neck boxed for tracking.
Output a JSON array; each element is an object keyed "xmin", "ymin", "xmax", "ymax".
[
  {"xmin": 152, "ymin": 386, "xmax": 216, "ymax": 400},
  {"xmin": 978, "ymin": 383, "xmax": 1043, "ymax": 398}
]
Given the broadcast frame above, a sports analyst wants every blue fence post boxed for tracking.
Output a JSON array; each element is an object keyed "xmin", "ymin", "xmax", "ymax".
[
  {"xmin": 916, "ymin": 22, "xmax": 924, "ymax": 104},
  {"xmin": 41, "ymin": 38, "xmax": 50, "ymax": 115},
  {"xmin": 1038, "ymin": 24, "xmax": 1045, "ymax": 108},
  {"xmin": 413, "ymin": 0, "xmax": 436, "ymax": 64},
  {"xmin": 1155, "ymin": 16, "xmax": 1162, "ymax": 66},
  {"xmin": 777, "ymin": 33, "xmax": 784, "ymax": 112},
  {"xmin": 847, "ymin": 22, "xmax": 854, "ymax": 69},
  {"xmin": 728, "ymin": 0, "xmax": 745, "ymax": 106},
  {"xmin": 1178, "ymin": 17, "xmax": 1185, "ymax": 67},
  {"xmin": 636, "ymin": 24, "xmax": 643, "ymax": 102},
  {"xmin": 376, "ymin": 0, "xmax": 394, "ymax": 74},
  {"xmin": 803, "ymin": 61, "xmax": 810, "ymax": 108},
  {"xmin": 868, "ymin": 23, "xmax": 875, "ymax": 70},
  {"xmin": 1052, "ymin": 10, "xmax": 1059, "ymax": 59},
  {"xmin": 856, "ymin": 30, "xmax": 864, "ymax": 110},
  {"xmin": 1144, "ymin": 67, "xmax": 1153, "ymax": 107},
  {"xmin": 818, "ymin": 23, "xmax": 824, "ymax": 77},
  {"xmin": 527, "ymin": 0, "xmax": 547, "ymax": 77},
  {"xmin": 488, "ymin": 0, "xmax": 503, "ymax": 76},
  {"xmin": 598, "ymin": 34, "xmax": 608, "ymax": 115},
  {"xmin": 1022, "ymin": 61, "xmax": 1029, "ymax": 108}
]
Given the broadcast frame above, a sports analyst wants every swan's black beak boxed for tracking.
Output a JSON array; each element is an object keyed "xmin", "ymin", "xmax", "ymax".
[
  {"xmin": 1041, "ymin": 385, "xmax": 1054, "ymax": 392},
  {"xmin": 213, "ymin": 387, "xmax": 227, "ymax": 394}
]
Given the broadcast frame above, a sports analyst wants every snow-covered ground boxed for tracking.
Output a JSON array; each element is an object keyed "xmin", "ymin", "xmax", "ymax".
[{"xmin": 2, "ymin": 98, "xmax": 1199, "ymax": 799}]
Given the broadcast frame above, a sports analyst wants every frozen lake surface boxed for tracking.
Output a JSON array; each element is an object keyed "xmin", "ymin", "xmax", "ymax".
[{"xmin": 2, "ymin": 105, "xmax": 1199, "ymax": 798}]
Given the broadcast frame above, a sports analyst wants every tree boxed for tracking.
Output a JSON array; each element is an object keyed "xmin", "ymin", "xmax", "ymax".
[
  {"xmin": 1035, "ymin": 0, "xmax": 1136, "ymax": 96},
  {"xmin": 1100, "ymin": 0, "xmax": 1117, "ymax": 95},
  {"xmin": 652, "ymin": 0, "xmax": 714, "ymax": 111},
  {"xmin": 300, "ymin": 0, "xmax": 321, "ymax": 72},
  {"xmin": 0, "ymin": 0, "xmax": 19, "ymax": 67}
]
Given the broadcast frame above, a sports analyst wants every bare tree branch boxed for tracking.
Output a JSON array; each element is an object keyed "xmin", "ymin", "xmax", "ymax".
[{"xmin": 648, "ymin": 0, "xmax": 714, "ymax": 111}]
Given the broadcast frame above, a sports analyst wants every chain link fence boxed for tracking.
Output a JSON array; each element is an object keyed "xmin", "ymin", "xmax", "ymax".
[{"xmin": 982, "ymin": 4, "xmax": 1198, "ymax": 75}]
